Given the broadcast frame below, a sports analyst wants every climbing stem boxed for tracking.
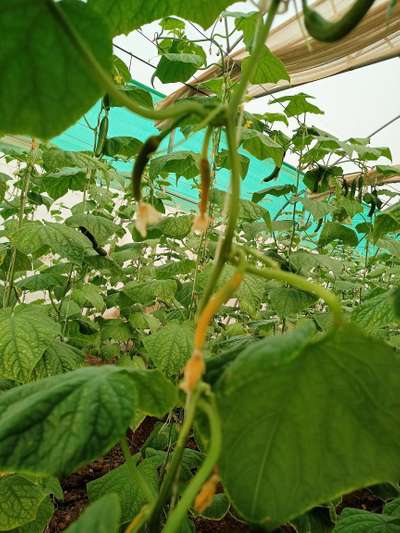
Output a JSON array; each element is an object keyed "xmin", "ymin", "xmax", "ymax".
[
  {"xmin": 195, "ymin": 269, "xmax": 244, "ymax": 352},
  {"xmin": 229, "ymin": 0, "xmax": 281, "ymax": 111},
  {"xmin": 244, "ymin": 264, "xmax": 344, "ymax": 328},
  {"xmin": 199, "ymin": 0, "xmax": 281, "ymax": 311},
  {"xmin": 47, "ymin": 0, "xmax": 207, "ymax": 121},
  {"xmin": 147, "ymin": 386, "xmax": 203, "ymax": 533},
  {"xmin": 120, "ymin": 438, "xmax": 156, "ymax": 505},
  {"xmin": 3, "ymin": 158, "xmax": 34, "ymax": 308},
  {"xmin": 182, "ymin": 263, "xmax": 245, "ymax": 394},
  {"xmin": 198, "ymin": 114, "xmax": 242, "ymax": 311},
  {"xmin": 163, "ymin": 397, "xmax": 222, "ymax": 533},
  {"xmin": 240, "ymin": 245, "xmax": 280, "ymax": 269}
]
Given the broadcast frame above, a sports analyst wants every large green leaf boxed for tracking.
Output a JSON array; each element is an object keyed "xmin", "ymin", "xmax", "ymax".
[
  {"xmin": 241, "ymin": 129, "xmax": 284, "ymax": 166},
  {"xmin": 157, "ymin": 215, "xmax": 194, "ymax": 240},
  {"xmin": 155, "ymin": 259, "xmax": 196, "ymax": 280},
  {"xmin": 239, "ymin": 199, "xmax": 270, "ymax": 223},
  {"xmin": 30, "ymin": 340, "xmax": 84, "ymax": 381},
  {"xmin": 40, "ymin": 168, "xmax": 87, "ymax": 200},
  {"xmin": 318, "ymin": 222, "xmax": 358, "ymax": 247},
  {"xmin": 218, "ymin": 266, "xmax": 266, "ymax": 317},
  {"xmin": 12, "ymin": 221, "xmax": 93, "ymax": 262},
  {"xmin": 289, "ymin": 251, "xmax": 342, "ymax": 276},
  {"xmin": 217, "ymin": 150, "xmax": 250, "ymax": 180},
  {"xmin": 110, "ymin": 85, "xmax": 153, "ymax": 109},
  {"xmin": 352, "ymin": 291, "xmax": 397, "ymax": 333},
  {"xmin": 378, "ymin": 238, "xmax": 400, "ymax": 257},
  {"xmin": 0, "ymin": 0, "xmax": 112, "ymax": 139},
  {"xmin": 71, "ymin": 283, "xmax": 105, "ymax": 311},
  {"xmin": 103, "ymin": 136, "xmax": 143, "ymax": 159},
  {"xmin": 197, "ymin": 493, "xmax": 230, "ymax": 520},
  {"xmin": 88, "ymin": 0, "xmax": 238, "ymax": 36},
  {"xmin": 155, "ymin": 40, "xmax": 205, "ymax": 84},
  {"xmin": 128, "ymin": 369, "xmax": 177, "ymax": 418},
  {"xmin": 373, "ymin": 212, "xmax": 400, "ymax": 242},
  {"xmin": 269, "ymin": 287, "xmax": 317, "ymax": 317},
  {"xmin": 41, "ymin": 146, "xmax": 105, "ymax": 173},
  {"xmin": 252, "ymin": 184, "xmax": 295, "ymax": 203},
  {"xmin": 0, "ymin": 367, "xmax": 137, "ymax": 477},
  {"xmin": 65, "ymin": 494, "xmax": 120, "ymax": 533},
  {"xmin": 274, "ymin": 93, "xmax": 324, "ymax": 117},
  {"xmin": 217, "ymin": 324, "xmax": 400, "ymax": 528},
  {"xmin": 143, "ymin": 321, "xmax": 194, "ymax": 379},
  {"xmin": 301, "ymin": 197, "xmax": 333, "ymax": 221},
  {"xmin": 16, "ymin": 273, "xmax": 66, "ymax": 292},
  {"xmin": 244, "ymin": 46, "xmax": 289, "ymax": 85},
  {"xmin": 149, "ymin": 152, "xmax": 199, "ymax": 180},
  {"xmin": 0, "ymin": 306, "xmax": 60, "ymax": 383},
  {"xmin": 66, "ymin": 214, "xmax": 121, "ymax": 245},
  {"xmin": 123, "ymin": 279, "xmax": 178, "ymax": 305},
  {"xmin": 336, "ymin": 197, "xmax": 363, "ymax": 218},
  {"xmin": 0, "ymin": 174, "xmax": 10, "ymax": 204},
  {"xmin": 333, "ymin": 508, "xmax": 400, "ymax": 532},
  {"xmin": 234, "ymin": 11, "xmax": 258, "ymax": 50},
  {"xmin": 12, "ymin": 497, "xmax": 54, "ymax": 533},
  {"xmin": 0, "ymin": 475, "xmax": 45, "ymax": 530},
  {"xmin": 87, "ymin": 456, "xmax": 162, "ymax": 524}
]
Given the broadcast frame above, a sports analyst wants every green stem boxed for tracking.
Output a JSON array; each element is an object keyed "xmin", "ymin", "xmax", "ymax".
[
  {"xmin": 239, "ymin": 245, "xmax": 279, "ymax": 269},
  {"xmin": 46, "ymin": 0, "xmax": 207, "ymax": 122},
  {"xmin": 120, "ymin": 438, "xmax": 156, "ymax": 504},
  {"xmin": 163, "ymin": 398, "xmax": 222, "ymax": 533},
  {"xmin": 229, "ymin": 0, "xmax": 281, "ymax": 111},
  {"xmin": 244, "ymin": 264, "xmax": 343, "ymax": 328},
  {"xmin": 147, "ymin": 387, "xmax": 203, "ymax": 532},
  {"xmin": 199, "ymin": 1, "xmax": 281, "ymax": 311},
  {"xmin": 198, "ymin": 110, "xmax": 242, "ymax": 312},
  {"xmin": 124, "ymin": 504, "xmax": 151, "ymax": 533},
  {"xmin": 3, "ymin": 163, "xmax": 32, "ymax": 308}
]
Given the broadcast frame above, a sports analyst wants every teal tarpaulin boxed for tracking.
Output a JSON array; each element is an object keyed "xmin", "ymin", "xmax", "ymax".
[{"xmin": 53, "ymin": 81, "xmax": 300, "ymax": 217}]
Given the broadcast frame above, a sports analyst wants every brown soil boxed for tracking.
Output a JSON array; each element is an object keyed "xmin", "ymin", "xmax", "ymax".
[
  {"xmin": 48, "ymin": 417, "xmax": 157, "ymax": 532},
  {"xmin": 47, "ymin": 417, "xmax": 382, "ymax": 532},
  {"xmin": 338, "ymin": 488, "xmax": 384, "ymax": 514}
]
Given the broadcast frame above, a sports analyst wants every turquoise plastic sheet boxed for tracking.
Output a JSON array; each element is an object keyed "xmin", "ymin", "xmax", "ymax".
[{"xmin": 52, "ymin": 81, "xmax": 300, "ymax": 217}]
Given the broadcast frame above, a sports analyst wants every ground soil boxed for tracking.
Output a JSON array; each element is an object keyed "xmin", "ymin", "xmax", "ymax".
[{"xmin": 47, "ymin": 416, "xmax": 383, "ymax": 532}]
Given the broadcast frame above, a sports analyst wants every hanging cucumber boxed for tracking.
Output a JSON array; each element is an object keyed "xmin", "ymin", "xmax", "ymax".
[
  {"xmin": 102, "ymin": 94, "xmax": 111, "ymax": 112},
  {"xmin": 79, "ymin": 226, "xmax": 107, "ymax": 256},
  {"xmin": 350, "ymin": 179, "xmax": 357, "ymax": 199},
  {"xmin": 357, "ymin": 175, "xmax": 364, "ymax": 201},
  {"xmin": 132, "ymin": 135, "xmax": 161, "ymax": 202},
  {"xmin": 367, "ymin": 201, "xmax": 376, "ymax": 218},
  {"xmin": 341, "ymin": 178, "xmax": 349, "ymax": 197},
  {"xmin": 263, "ymin": 150, "xmax": 287, "ymax": 182},
  {"xmin": 372, "ymin": 188, "xmax": 383, "ymax": 210},
  {"xmin": 94, "ymin": 115, "xmax": 109, "ymax": 157},
  {"xmin": 315, "ymin": 218, "xmax": 323, "ymax": 233},
  {"xmin": 302, "ymin": 0, "xmax": 375, "ymax": 43},
  {"xmin": 364, "ymin": 188, "xmax": 381, "ymax": 218}
]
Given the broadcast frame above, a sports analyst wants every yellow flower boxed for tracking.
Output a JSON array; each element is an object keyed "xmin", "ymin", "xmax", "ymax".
[
  {"xmin": 114, "ymin": 73, "xmax": 124, "ymax": 85},
  {"xmin": 135, "ymin": 202, "xmax": 162, "ymax": 238}
]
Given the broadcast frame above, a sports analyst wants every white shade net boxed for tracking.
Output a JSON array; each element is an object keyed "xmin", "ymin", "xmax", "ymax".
[{"xmin": 159, "ymin": 0, "xmax": 400, "ymax": 105}]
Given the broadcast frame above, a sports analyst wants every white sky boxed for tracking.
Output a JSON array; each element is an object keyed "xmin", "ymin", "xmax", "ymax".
[{"xmin": 114, "ymin": 1, "xmax": 400, "ymax": 169}]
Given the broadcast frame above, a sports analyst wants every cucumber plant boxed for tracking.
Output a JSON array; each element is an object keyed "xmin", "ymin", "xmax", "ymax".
[{"xmin": 1, "ymin": 0, "xmax": 400, "ymax": 532}]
